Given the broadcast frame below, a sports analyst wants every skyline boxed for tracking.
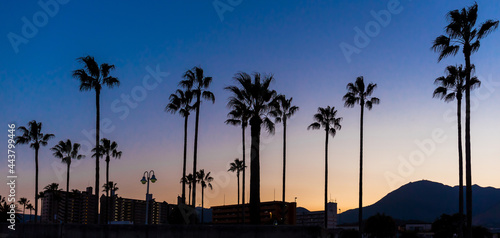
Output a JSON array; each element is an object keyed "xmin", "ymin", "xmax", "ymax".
[{"xmin": 1, "ymin": 0, "xmax": 500, "ymax": 214}]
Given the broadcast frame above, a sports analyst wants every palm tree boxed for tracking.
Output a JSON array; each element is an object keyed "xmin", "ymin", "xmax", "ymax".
[
  {"xmin": 307, "ymin": 106, "xmax": 342, "ymax": 229},
  {"xmin": 93, "ymin": 138, "xmax": 122, "ymax": 223},
  {"xmin": 102, "ymin": 181, "xmax": 119, "ymax": 194},
  {"xmin": 228, "ymin": 159, "xmax": 246, "ymax": 222},
  {"xmin": 102, "ymin": 181, "xmax": 119, "ymax": 222},
  {"xmin": 272, "ymin": 95, "xmax": 299, "ymax": 208},
  {"xmin": 343, "ymin": 76, "xmax": 380, "ymax": 234},
  {"xmin": 433, "ymin": 65, "xmax": 480, "ymax": 238},
  {"xmin": 15, "ymin": 120, "xmax": 54, "ymax": 224},
  {"xmin": 18, "ymin": 197, "xmax": 29, "ymax": 223},
  {"xmin": 43, "ymin": 183, "xmax": 62, "ymax": 223},
  {"xmin": 225, "ymin": 72, "xmax": 278, "ymax": 224},
  {"xmin": 225, "ymin": 97, "xmax": 251, "ymax": 223},
  {"xmin": 432, "ymin": 4, "xmax": 498, "ymax": 237},
  {"xmin": 166, "ymin": 89, "xmax": 194, "ymax": 204},
  {"xmin": 51, "ymin": 139, "xmax": 85, "ymax": 223},
  {"xmin": 197, "ymin": 169, "xmax": 213, "ymax": 224},
  {"xmin": 181, "ymin": 173, "xmax": 196, "ymax": 206},
  {"xmin": 73, "ymin": 55, "xmax": 120, "ymax": 221},
  {"xmin": 26, "ymin": 203, "xmax": 34, "ymax": 222},
  {"xmin": 180, "ymin": 66, "xmax": 215, "ymax": 207}
]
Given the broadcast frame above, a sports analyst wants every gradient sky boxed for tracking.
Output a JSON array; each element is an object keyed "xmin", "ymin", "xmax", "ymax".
[{"xmin": 1, "ymin": 0, "xmax": 500, "ymax": 214}]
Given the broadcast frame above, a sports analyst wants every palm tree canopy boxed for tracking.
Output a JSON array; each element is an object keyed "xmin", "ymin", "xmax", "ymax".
[
  {"xmin": 433, "ymin": 65, "xmax": 481, "ymax": 102},
  {"xmin": 102, "ymin": 181, "xmax": 119, "ymax": 192},
  {"xmin": 197, "ymin": 169, "xmax": 214, "ymax": 190},
  {"xmin": 181, "ymin": 173, "xmax": 196, "ymax": 185},
  {"xmin": 431, "ymin": 3, "xmax": 499, "ymax": 61},
  {"xmin": 51, "ymin": 139, "xmax": 85, "ymax": 165},
  {"xmin": 44, "ymin": 183, "xmax": 62, "ymax": 191},
  {"xmin": 26, "ymin": 203, "xmax": 34, "ymax": 211},
  {"xmin": 180, "ymin": 66, "xmax": 215, "ymax": 104},
  {"xmin": 225, "ymin": 72, "xmax": 278, "ymax": 133},
  {"xmin": 271, "ymin": 95, "xmax": 299, "ymax": 123},
  {"xmin": 225, "ymin": 99, "xmax": 251, "ymax": 128},
  {"xmin": 18, "ymin": 197, "xmax": 29, "ymax": 206},
  {"xmin": 228, "ymin": 159, "xmax": 246, "ymax": 175},
  {"xmin": 92, "ymin": 138, "xmax": 122, "ymax": 160},
  {"xmin": 73, "ymin": 55, "xmax": 120, "ymax": 92},
  {"xmin": 15, "ymin": 120, "xmax": 54, "ymax": 149},
  {"xmin": 166, "ymin": 89, "xmax": 195, "ymax": 117},
  {"xmin": 307, "ymin": 106, "xmax": 342, "ymax": 137},
  {"xmin": 343, "ymin": 76, "xmax": 380, "ymax": 110}
]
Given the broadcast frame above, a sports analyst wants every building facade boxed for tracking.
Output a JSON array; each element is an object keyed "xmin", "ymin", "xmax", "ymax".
[
  {"xmin": 296, "ymin": 202, "xmax": 337, "ymax": 229},
  {"xmin": 100, "ymin": 194, "xmax": 174, "ymax": 224},
  {"xmin": 41, "ymin": 187, "xmax": 97, "ymax": 224},
  {"xmin": 212, "ymin": 201, "xmax": 297, "ymax": 225}
]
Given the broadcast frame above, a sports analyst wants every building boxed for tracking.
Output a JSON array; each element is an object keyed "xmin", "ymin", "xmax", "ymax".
[
  {"xmin": 41, "ymin": 187, "xmax": 97, "ymax": 224},
  {"xmin": 212, "ymin": 201, "xmax": 296, "ymax": 225},
  {"xmin": 296, "ymin": 202, "xmax": 337, "ymax": 229},
  {"xmin": 100, "ymin": 194, "xmax": 174, "ymax": 224}
]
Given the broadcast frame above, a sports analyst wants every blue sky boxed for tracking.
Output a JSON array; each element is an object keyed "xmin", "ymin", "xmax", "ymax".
[{"xmin": 1, "ymin": 0, "xmax": 500, "ymax": 212}]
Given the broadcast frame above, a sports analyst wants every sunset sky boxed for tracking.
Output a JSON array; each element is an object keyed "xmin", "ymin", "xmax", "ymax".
[{"xmin": 1, "ymin": 0, "xmax": 500, "ymax": 214}]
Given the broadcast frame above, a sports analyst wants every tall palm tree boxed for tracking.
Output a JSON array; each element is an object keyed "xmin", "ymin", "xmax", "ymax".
[
  {"xmin": 26, "ymin": 203, "xmax": 34, "ymax": 222},
  {"xmin": 228, "ymin": 159, "xmax": 245, "ymax": 222},
  {"xmin": 73, "ymin": 55, "xmax": 120, "ymax": 222},
  {"xmin": 433, "ymin": 65, "xmax": 480, "ymax": 238},
  {"xmin": 225, "ymin": 101, "xmax": 251, "ymax": 222},
  {"xmin": 272, "ymin": 95, "xmax": 299, "ymax": 207},
  {"xmin": 51, "ymin": 139, "xmax": 85, "ymax": 223},
  {"xmin": 93, "ymin": 138, "xmax": 122, "ymax": 223},
  {"xmin": 307, "ymin": 106, "xmax": 342, "ymax": 229},
  {"xmin": 18, "ymin": 197, "xmax": 29, "ymax": 223},
  {"xmin": 180, "ymin": 66, "xmax": 215, "ymax": 207},
  {"xmin": 181, "ymin": 173, "xmax": 196, "ymax": 206},
  {"xmin": 166, "ymin": 89, "xmax": 194, "ymax": 204},
  {"xmin": 197, "ymin": 169, "xmax": 213, "ymax": 224},
  {"xmin": 343, "ymin": 76, "xmax": 380, "ymax": 235},
  {"xmin": 15, "ymin": 120, "xmax": 54, "ymax": 224},
  {"xmin": 432, "ymin": 4, "xmax": 498, "ymax": 237},
  {"xmin": 225, "ymin": 72, "xmax": 278, "ymax": 224}
]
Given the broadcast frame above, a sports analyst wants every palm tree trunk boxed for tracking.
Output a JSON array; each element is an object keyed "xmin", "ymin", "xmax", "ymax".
[
  {"xmin": 457, "ymin": 95, "xmax": 464, "ymax": 238},
  {"xmin": 95, "ymin": 89, "xmax": 101, "ymax": 224},
  {"xmin": 23, "ymin": 205, "xmax": 26, "ymax": 223},
  {"xmin": 359, "ymin": 103, "xmax": 364, "ymax": 237},
  {"xmin": 65, "ymin": 162, "xmax": 70, "ymax": 224},
  {"xmin": 249, "ymin": 116, "xmax": 261, "ymax": 224},
  {"xmin": 464, "ymin": 52, "xmax": 472, "ymax": 238},
  {"xmin": 192, "ymin": 94, "xmax": 201, "ymax": 208},
  {"xmin": 324, "ymin": 128, "xmax": 329, "ymax": 229},
  {"xmin": 201, "ymin": 187, "xmax": 204, "ymax": 224},
  {"xmin": 188, "ymin": 184, "xmax": 192, "ymax": 205},
  {"xmin": 237, "ymin": 172, "xmax": 240, "ymax": 223},
  {"xmin": 282, "ymin": 119, "xmax": 287, "ymax": 204},
  {"xmin": 106, "ymin": 157, "xmax": 110, "ymax": 224},
  {"xmin": 182, "ymin": 115, "xmax": 189, "ymax": 204},
  {"xmin": 241, "ymin": 125, "xmax": 246, "ymax": 224},
  {"xmin": 35, "ymin": 147, "xmax": 39, "ymax": 224}
]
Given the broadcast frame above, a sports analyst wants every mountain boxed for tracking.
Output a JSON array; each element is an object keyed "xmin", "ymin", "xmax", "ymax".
[{"xmin": 338, "ymin": 180, "xmax": 500, "ymax": 227}]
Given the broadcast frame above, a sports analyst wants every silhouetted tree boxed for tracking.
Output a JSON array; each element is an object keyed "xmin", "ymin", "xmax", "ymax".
[
  {"xmin": 167, "ymin": 89, "xmax": 194, "ymax": 205},
  {"xmin": 18, "ymin": 197, "xmax": 29, "ymax": 223},
  {"xmin": 180, "ymin": 67, "xmax": 215, "ymax": 208},
  {"xmin": 225, "ymin": 72, "xmax": 278, "ymax": 224},
  {"xmin": 181, "ymin": 173, "xmax": 196, "ymax": 206},
  {"xmin": 93, "ymin": 138, "xmax": 121, "ymax": 223},
  {"xmin": 308, "ymin": 106, "xmax": 342, "ymax": 229},
  {"xmin": 225, "ymin": 95, "xmax": 251, "ymax": 222},
  {"xmin": 271, "ymin": 95, "xmax": 299, "ymax": 208},
  {"xmin": 51, "ymin": 139, "xmax": 84, "ymax": 223},
  {"xmin": 433, "ymin": 65, "xmax": 480, "ymax": 236},
  {"xmin": 26, "ymin": 203, "xmax": 34, "ymax": 222},
  {"xmin": 432, "ymin": 4, "xmax": 498, "ymax": 237},
  {"xmin": 228, "ymin": 158, "xmax": 245, "ymax": 222},
  {"xmin": 197, "ymin": 169, "xmax": 213, "ymax": 223},
  {"xmin": 364, "ymin": 213, "xmax": 396, "ymax": 238},
  {"xmin": 15, "ymin": 120, "xmax": 54, "ymax": 223},
  {"xmin": 73, "ymin": 55, "xmax": 120, "ymax": 223},
  {"xmin": 343, "ymin": 76, "xmax": 380, "ymax": 235}
]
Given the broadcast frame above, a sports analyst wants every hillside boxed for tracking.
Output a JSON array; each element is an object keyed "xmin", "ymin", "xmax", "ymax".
[{"xmin": 338, "ymin": 180, "xmax": 500, "ymax": 227}]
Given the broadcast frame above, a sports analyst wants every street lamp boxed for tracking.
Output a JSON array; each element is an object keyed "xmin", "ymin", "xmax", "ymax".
[{"xmin": 141, "ymin": 170, "xmax": 157, "ymax": 225}]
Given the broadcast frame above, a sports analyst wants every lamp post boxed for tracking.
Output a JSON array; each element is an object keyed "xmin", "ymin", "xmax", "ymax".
[{"xmin": 141, "ymin": 170, "xmax": 157, "ymax": 225}]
